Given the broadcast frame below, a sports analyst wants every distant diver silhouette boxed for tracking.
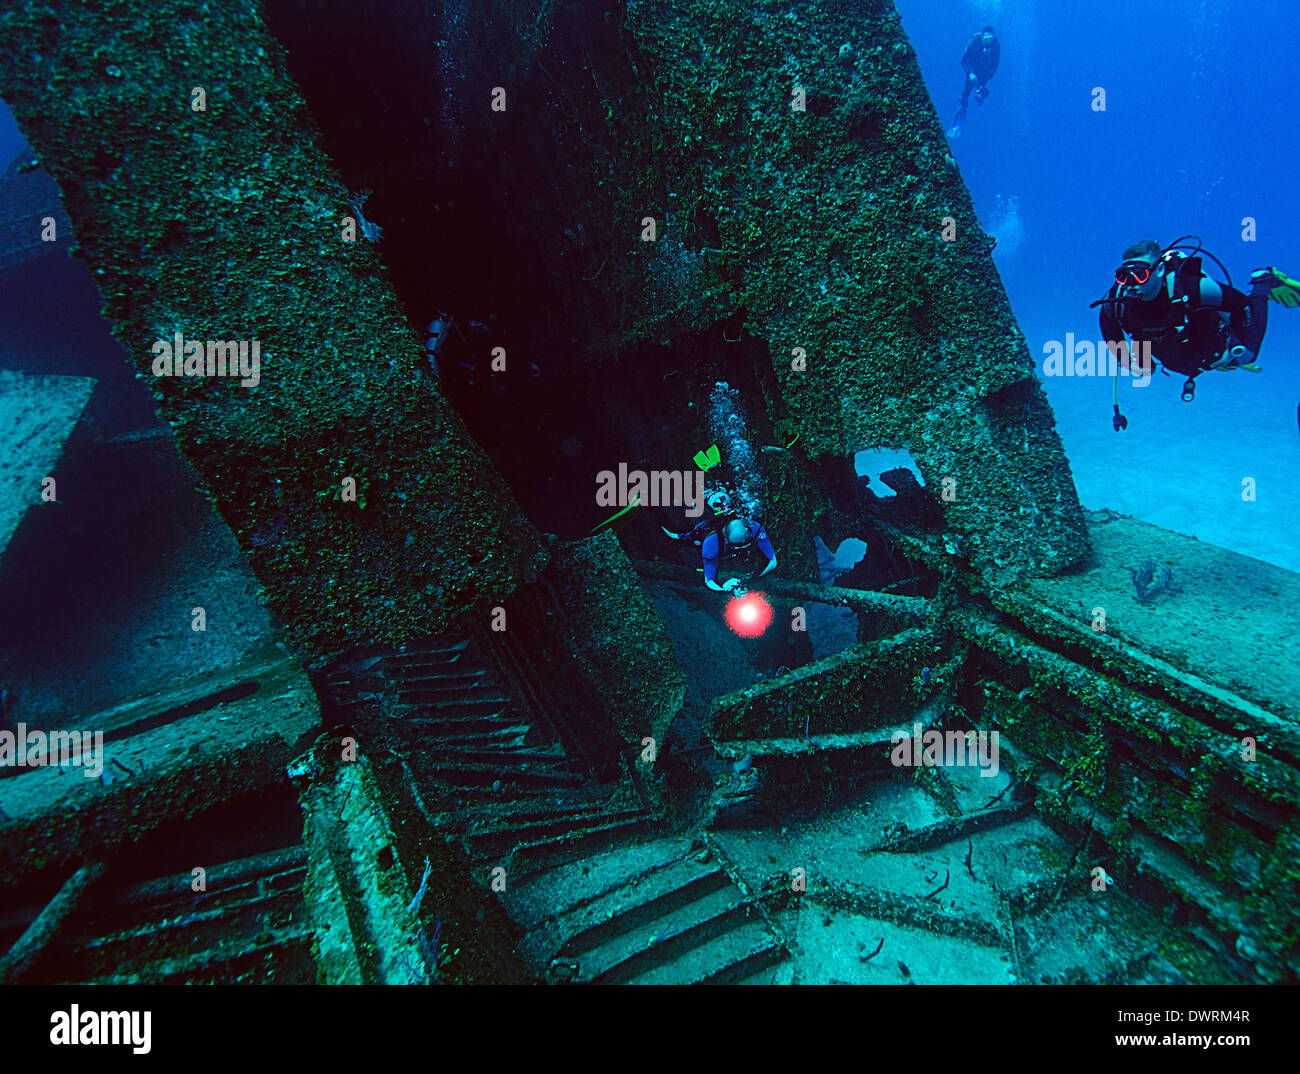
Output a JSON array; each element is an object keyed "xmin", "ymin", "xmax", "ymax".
[{"xmin": 949, "ymin": 26, "xmax": 999, "ymax": 139}]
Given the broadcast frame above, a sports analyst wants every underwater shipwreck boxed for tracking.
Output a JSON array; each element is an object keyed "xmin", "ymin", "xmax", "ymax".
[{"xmin": 0, "ymin": 0, "xmax": 1297, "ymax": 987}]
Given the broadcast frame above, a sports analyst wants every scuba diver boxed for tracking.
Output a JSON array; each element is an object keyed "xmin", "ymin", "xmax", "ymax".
[
  {"xmin": 662, "ymin": 488, "xmax": 737, "ymax": 545},
  {"xmin": 423, "ymin": 312, "xmax": 538, "ymax": 392},
  {"xmin": 948, "ymin": 26, "xmax": 999, "ymax": 139},
  {"xmin": 703, "ymin": 517, "xmax": 777, "ymax": 593},
  {"xmin": 1094, "ymin": 236, "xmax": 1300, "ymax": 427}
]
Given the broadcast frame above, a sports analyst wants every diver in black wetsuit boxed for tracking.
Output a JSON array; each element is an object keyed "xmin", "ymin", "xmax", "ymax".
[
  {"xmin": 948, "ymin": 26, "xmax": 999, "ymax": 139},
  {"xmin": 1095, "ymin": 236, "xmax": 1300, "ymax": 424}
]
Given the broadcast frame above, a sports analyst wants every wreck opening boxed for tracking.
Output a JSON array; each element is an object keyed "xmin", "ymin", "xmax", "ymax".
[{"xmin": 854, "ymin": 445, "xmax": 926, "ymax": 494}]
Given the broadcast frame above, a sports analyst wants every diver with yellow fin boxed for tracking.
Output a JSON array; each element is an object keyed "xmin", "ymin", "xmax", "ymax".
[
  {"xmin": 659, "ymin": 440, "xmax": 778, "ymax": 592},
  {"xmin": 661, "ymin": 488, "xmax": 737, "ymax": 544},
  {"xmin": 660, "ymin": 443, "xmax": 733, "ymax": 545},
  {"xmin": 1093, "ymin": 236, "xmax": 1300, "ymax": 427}
]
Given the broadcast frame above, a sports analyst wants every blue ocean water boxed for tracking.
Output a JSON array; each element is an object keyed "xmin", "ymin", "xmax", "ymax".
[
  {"xmin": 897, "ymin": 0, "xmax": 1300, "ymax": 573},
  {"xmin": 0, "ymin": 100, "xmax": 19, "ymax": 169}
]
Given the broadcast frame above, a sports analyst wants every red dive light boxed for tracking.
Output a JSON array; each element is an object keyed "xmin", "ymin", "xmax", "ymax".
[{"xmin": 724, "ymin": 591, "xmax": 774, "ymax": 638}]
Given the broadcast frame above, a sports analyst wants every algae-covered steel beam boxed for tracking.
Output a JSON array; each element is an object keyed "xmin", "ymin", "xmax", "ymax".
[
  {"xmin": 0, "ymin": 649, "xmax": 319, "ymax": 891},
  {"xmin": 0, "ymin": 0, "xmax": 546, "ymax": 657},
  {"xmin": 709, "ymin": 627, "xmax": 952, "ymax": 745},
  {"xmin": 292, "ymin": 732, "xmax": 529, "ymax": 984},
  {"xmin": 0, "ymin": 370, "xmax": 95, "ymax": 560},
  {"xmin": 956, "ymin": 609, "xmax": 1300, "ymax": 979},
  {"xmin": 621, "ymin": 0, "xmax": 1087, "ymax": 581},
  {"xmin": 0, "ymin": 860, "xmax": 107, "ymax": 984},
  {"xmin": 535, "ymin": 533, "xmax": 687, "ymax": 753},
  {"xmin": 954, "ymin": 609, "xmax": 1300, "ymax": 804},
  {"xmin": 634, "ymin": 558, "xmax": 933, "ymax": 621}
]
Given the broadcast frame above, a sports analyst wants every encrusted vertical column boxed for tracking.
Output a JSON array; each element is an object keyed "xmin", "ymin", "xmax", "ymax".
[
  {"xmin": 0, "ymin": 0, "xmax": 547, "ymax": 657},
  {"xmin": 620, "ymin": 0, "xmax": 1088, "ymax": 580}
]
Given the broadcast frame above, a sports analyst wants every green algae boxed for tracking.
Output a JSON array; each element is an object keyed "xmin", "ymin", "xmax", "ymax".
[{"xmin": 0, "ymin": 0, "xmax": 548, "ymax": 659}]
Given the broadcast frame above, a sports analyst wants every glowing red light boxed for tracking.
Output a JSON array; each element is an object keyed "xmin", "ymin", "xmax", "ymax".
[{"xmin": 724, "ymin": 591, "xmax": 774, "ymax": 638}]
